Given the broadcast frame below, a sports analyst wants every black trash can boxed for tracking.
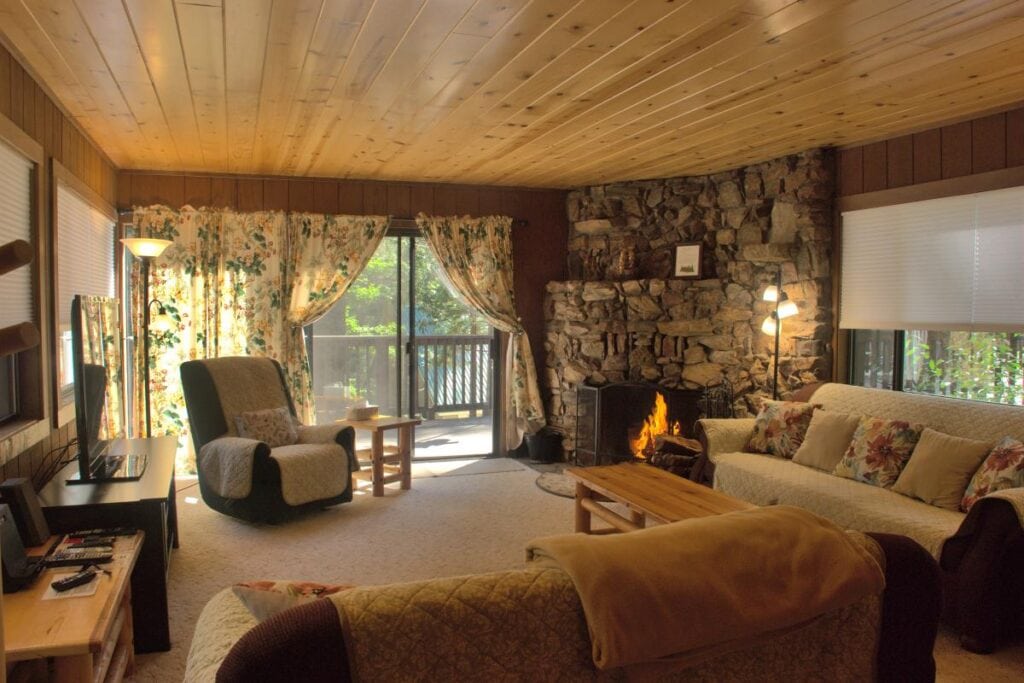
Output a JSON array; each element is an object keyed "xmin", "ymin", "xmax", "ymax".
[{"xmin": 525, "ymin": 428, "xmax": 561, "ymax": 463}]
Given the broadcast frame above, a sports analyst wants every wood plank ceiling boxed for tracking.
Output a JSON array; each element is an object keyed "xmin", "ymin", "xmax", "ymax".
[{"xmin": 1, "ymin": 0, "xmax": 1022, "ymax": 188}]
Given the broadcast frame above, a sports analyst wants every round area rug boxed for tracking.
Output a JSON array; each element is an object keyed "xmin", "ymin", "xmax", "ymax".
[{"xmin": 536, "ymin": 472, "xmax": 575, "ymax": 498}]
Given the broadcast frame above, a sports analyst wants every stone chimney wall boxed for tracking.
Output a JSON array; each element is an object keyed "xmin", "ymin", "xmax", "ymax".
[{"xmin": 544, "ymin": 149, "xmax": 835, "ymax": 456}]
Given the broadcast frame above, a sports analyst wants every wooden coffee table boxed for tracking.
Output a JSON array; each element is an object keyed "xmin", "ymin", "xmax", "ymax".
[{"xmin": 566, "ymin": 463, "xmax": 753, "ymax": 533}]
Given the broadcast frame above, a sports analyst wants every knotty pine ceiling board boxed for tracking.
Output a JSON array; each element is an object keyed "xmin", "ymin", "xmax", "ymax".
[{"xmin": 1, "ymin": 0, "xmax": 1022, "ymax": 188}]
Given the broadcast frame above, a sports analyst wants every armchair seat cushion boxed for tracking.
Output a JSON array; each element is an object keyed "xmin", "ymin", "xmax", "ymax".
[{"xmin": 270, "ymin": 443, "xmax": 351, "ymax": 506}]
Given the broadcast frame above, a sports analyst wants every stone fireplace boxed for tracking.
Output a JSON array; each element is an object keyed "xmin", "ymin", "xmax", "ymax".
[{"xmin": 543, "ymin": 149, "xmax": 835, "ymax": 459}]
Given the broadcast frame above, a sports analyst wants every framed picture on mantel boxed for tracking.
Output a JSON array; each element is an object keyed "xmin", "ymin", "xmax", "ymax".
[{"xmin": 674, "ymin": 243, "xmax": 703, "ymax": 279}]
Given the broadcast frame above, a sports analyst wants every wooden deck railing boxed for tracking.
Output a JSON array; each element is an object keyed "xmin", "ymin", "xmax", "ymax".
[{"xmin": 308, "ymin": 334, "xmax": 491, "ymax": 420}]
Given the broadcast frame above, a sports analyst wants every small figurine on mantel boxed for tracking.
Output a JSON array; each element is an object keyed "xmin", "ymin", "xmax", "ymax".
[{"xmin": 607, "ymin": 245, "xmax": 638, "ymax": 281}]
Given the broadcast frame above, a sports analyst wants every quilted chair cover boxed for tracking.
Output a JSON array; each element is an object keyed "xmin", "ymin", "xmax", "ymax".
[{"xmin": 180, "ymin": 356, "xmax": 356, "ymax": 522}]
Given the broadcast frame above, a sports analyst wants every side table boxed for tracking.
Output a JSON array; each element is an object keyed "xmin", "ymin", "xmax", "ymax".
[
  {"xmin": 344, "ymin": 416, "xmax": 421, "ymax": 497},
  {"xmin": 4, "ymin": 532, "xmax": 144, "ymax": 682}
]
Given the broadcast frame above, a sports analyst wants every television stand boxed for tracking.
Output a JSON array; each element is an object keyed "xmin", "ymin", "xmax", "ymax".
[
  {"xmin": 65, "ymin": 452, "xmax": 149, "ymax": 484},
  {"xmin": 37, "ymin": 436, "xmax": 178, "ymax": 653}
]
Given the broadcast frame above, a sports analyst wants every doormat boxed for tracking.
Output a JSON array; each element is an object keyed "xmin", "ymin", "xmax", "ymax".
[
  {"xmin": 412, "ymin": 458, "xmax": 526, "ymax": 479},
  {"xmin": 535, "ymin": 473, "xmax": 575, "ymax": 499}
]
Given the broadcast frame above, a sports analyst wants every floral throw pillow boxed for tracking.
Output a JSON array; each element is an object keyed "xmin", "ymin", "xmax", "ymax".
[
  {"xmin": 232, "ymin": 580, "xmax": 355, "ymax": 621},
  {"xmin": 746, "ymin": 400, "xmax": 819, "ymax": 459},
  {"xmin": 234, "ymin": 407, "xmax": 298, "ymax": 447},
  {"xmin": 961, "ymin": 436, "xmax": 1024, "ymax": 512},
  {"xmin": 833, "ymin": 417, "xmax": 924, "ymax": 488}
]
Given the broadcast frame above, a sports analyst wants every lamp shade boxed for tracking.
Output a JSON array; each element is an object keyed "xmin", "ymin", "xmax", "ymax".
[
  {"xmin": 121, "ymin": 237, "xmax": 172, "ymax": 259},
  {"xmin": 761, "ymin": 315, "xmax": 777, "ymax": 336},
  {"xmin": 762, "ymin": 285, "xmax": 779, "ymax": 302},
  {"xmin": 777, "ymin": 299, "xmax": 799, "ymax": 319}
]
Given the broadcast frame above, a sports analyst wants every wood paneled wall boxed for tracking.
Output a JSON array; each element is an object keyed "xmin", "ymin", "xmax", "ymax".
[
  {"xmin": 117, "ymin": 172, "xmax": 569, "ymax": 390},
  {"xmin": 838, "ymin": 105, "xmax": 1024, "ymax": 197},
  {"xmin": 0, "ymin": 42, "xmax": 118, "ymax": 488}
]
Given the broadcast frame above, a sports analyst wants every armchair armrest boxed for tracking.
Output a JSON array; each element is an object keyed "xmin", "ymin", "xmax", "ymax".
[
  {"xmin": 696, "ymin": 418, "xmax": 756, "ymax": 458},
  {"xmin": 940, "ymin": 488, "xmax": 1024, "ymax": 652},
  {"xmin": 296, "ymin": 423, "xmax": 359, "ymax": 471},
  {"xmin": 198, "ymin": 437, "xmax": 269, "ymax": 500}
]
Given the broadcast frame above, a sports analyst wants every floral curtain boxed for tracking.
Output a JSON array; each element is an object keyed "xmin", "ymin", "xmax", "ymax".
[
  {"xmin": 416, "ymin": 214, "xmax": 546, "ymax": 444},
  {"xmin": 80, "ymin": 294, "xmax": 125, "ymax": 440},
  {"xmin": 284, "ymin": 213, "xmax": 390, "ymax": 418},
  {"xmin": 131, "ymin": 206, "xmax": 388, "ymax": 471},
  {"xmin": 131, "ymin": 206, "xmax": 288, "ymax": 470}
]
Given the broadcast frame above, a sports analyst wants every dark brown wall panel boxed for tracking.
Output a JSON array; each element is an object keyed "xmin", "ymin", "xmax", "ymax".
[
  {"xmin": 941, "ymin": 121, "xmax": 972, "ymax": 179},
  {"xmin": 409, "ymin": 184, "xmax": 434, "ymax": 214},
  {"xmin": 263, "ymin": 179, "xmax": 288, "ymax": 211},
  {"xmin": 1008, "ymin": 108, "xmax": 1024, "ymax": 168},
  {"xmin": 288, "ymin": 180, "xmax": 314, "ymax": 212},
  {"xmin": 912, "ymin": 129, "xmax": 942, "ymax": 184},
  {"xmin": 210, "ymin": 177, "xmax": 238, "ymax": 208},
  {"xmin": 313, "ymin": 180, "xmax": 339, "ymax": 214},
  {"xmin": 0, "ymin": 49, "xmax": 10, "ymax": 118},
  {"xmin": 386, "ymin": 183, "xmax": 411, "ymax": 216},
  {"xmin": 886, "ymin": 135, "xmax": 913, "ymax": 188},
  {"xmin": 840, "ymin": 104, "xmax": 1024, "ymax": 197},
  {"xmin": 972, "ymin": 113, "xmax": 1006, "ymax": 174},
  {"xmin": 338, "ymin": 181, "xmax": 365, "ymax": 214},
  {"xmin": 237, "ymin": 178, "xmax": 263, "ymax": 212},
  {"xmin": 861, "ymin": 142, "xmax": 888, "ymax": 192},
  {"xmin": 184, "ymin": 176, "xmax": 212, "ymax": 207},
  {"xmin": 363, "ymin": 182, "xmax": 388, "ymax": 214},
  {"xmin": 837, "ymin": 147, "xmax": 863, "ymax": 196},
  {"xmin": 157, "ymin": 175, "xmax": 184, "ymax": 208},
  {"xmin": 9, "ymin": 59, "xmax": 24, "ymax": 129}
]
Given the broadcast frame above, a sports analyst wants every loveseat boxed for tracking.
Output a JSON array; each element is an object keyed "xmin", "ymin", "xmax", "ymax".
[
  {"xmin": 185, "ymin": 514, "xmax": 940, "ymax": 682},
  {"xmin": 697, "ymin": 382, "xmax": 1024, "ymax": 652}
]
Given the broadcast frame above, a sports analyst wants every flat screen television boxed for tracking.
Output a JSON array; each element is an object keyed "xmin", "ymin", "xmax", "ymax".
[{"xmin": 67, "ymin": 294, "xmax": 147, "ymax": 484}]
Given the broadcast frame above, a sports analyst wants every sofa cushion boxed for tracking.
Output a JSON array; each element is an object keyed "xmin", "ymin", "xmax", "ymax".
[
  {"xmin": 892, "ymin": 428, "xmax": 991, "ymax": 510},
  {"xmin": 712, "ymin": 452, "xmax": 963, "ymax": 558},
  {"xmin": 792, "ymin": 409, "xmax": 861, "ymax": 472},
  {"xmin": 833, "ymin": 416, "xmax": 924, "ymax": 488},
  {"xmin": 746, "ymin": 400, "xmax": 818, "ymax": 459},
  {"xmin": 961, "ymin": 436, "xmax": 1024, "ymax": 512}
]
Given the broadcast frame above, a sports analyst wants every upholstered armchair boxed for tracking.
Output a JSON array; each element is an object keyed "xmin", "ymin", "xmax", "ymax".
[{"xmin": 180, "ymin": 356, "xmax": 357, "ymax": 523}]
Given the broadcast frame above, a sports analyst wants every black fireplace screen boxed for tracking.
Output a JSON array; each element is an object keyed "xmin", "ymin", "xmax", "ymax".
[{"xmin": 575, "ymin": 381, "xmax": 733, "ymax": 466}]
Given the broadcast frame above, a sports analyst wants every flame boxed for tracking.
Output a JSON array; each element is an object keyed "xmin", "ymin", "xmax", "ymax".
[{"xmin": 629, "ymin": 392, "xmax": 681, "ymax": 459}]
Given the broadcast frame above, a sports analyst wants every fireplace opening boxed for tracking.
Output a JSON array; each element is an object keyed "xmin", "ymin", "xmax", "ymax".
[{"xmin": 575, "ymin": 381, "xmax": 732, "ymax": 467}]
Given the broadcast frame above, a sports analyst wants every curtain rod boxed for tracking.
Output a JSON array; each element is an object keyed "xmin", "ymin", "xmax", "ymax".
[{"xmin": 390, "ymin": 216, "xmax": 528, "ymax": 229}]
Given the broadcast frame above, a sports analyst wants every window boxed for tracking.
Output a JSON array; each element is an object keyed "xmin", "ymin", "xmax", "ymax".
[
  {"xmin": 0, "ymin": 136, "xmax": 34, "ymax": 425},
  {"xmin": 843, "ymin": 185, "xmax": 1024, "ymax": 406},
  {"xmin": 54, "ymin": 180, "xmax": 116, "ymax": 404}
]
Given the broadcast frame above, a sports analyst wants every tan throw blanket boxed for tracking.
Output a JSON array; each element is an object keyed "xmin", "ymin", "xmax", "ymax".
[{"xmin": 525, "ymin": 505, "xmax": 885, "ymax": 671}]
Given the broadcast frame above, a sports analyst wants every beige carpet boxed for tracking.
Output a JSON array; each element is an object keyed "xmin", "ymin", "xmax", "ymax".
[{"xmin": 130, "ymin": 459, "xmax": 1024, "ymax": 681}]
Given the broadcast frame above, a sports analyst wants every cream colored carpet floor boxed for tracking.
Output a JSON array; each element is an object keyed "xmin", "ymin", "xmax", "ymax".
[{"xmin": 130, "ymin": 459, "xmax": 1023, "ymax": 681}]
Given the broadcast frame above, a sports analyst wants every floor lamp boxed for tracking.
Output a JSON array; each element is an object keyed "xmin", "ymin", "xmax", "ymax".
[
  {"xmin": 760, "ymin": 271, "xmax": 799, "ymax": 400},
  {"xmin": 122, "ymin": 237, "xmax": 172, "ymax": 438}
]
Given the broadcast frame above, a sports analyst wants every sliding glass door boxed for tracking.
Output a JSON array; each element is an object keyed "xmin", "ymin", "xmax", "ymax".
[{"xmin": 306, "ymin": 231, "xmax": 496, "ymax": 458}]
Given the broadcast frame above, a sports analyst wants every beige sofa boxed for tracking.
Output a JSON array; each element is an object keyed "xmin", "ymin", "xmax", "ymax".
[
  {"xmin": 698, "ymin": 382, "xmax": 1024, "ymax": 652},
  {"xmin": 186, "ymin": 530, "xmax": 938, "ymax": 682}
]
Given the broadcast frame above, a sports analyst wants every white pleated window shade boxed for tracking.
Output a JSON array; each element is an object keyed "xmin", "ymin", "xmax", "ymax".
[
  {"xmin": 0, "ymin": 138, "xmax": 33, "ymax": 330},
  {"xmin": 56, "ymin": 183, "xmax": 115, "ymax": 392},
  {"xmin": 841, "ymin": 186, "xmax": 1024, "ymax": 331},
  {"xmin": 56, "ymin": 183, "xmax": 115, "ymax": 324}
]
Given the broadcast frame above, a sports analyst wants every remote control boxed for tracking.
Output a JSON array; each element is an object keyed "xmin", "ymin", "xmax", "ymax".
[
  {"xmin": 51, "ymin": 568, "xmax": 97, "ymax": 592},
  {"xmin": 75, "ymin": 537, "xmax": 116, "ymax": 548},
  {"xmin": 67, "ymin": 527, "xmax": 136, "ymax": 539}
]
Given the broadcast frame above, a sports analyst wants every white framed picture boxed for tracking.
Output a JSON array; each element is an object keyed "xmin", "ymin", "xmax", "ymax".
[{"xmin": 674, "ymin": 243, "xmax": 702, "ymax": 279}]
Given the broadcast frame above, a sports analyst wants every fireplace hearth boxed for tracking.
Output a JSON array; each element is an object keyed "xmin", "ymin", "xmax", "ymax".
[{"xmin": 574, "ymin": 381, "xmax": 732, "ymax": 466}]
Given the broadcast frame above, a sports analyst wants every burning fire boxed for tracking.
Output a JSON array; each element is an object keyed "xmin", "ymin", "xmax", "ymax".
[{"xmin": 630, "ymin": 392, "xmax": 681, "ymax": 459}]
